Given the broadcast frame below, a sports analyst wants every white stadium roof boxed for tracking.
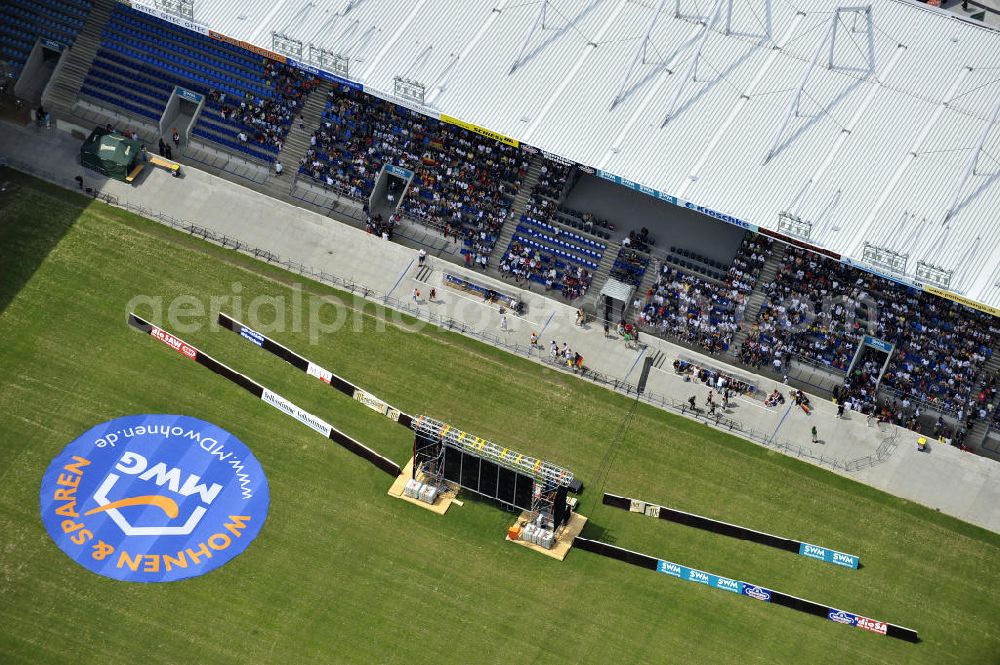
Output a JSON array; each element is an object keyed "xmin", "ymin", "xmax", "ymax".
[{"xmin": 135, "ymin": 0, "xmax": 1000, "ymax": 312}]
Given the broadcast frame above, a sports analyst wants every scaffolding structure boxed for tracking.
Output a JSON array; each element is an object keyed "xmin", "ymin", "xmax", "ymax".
[
  {"xmin": 412, "ymin": 427, "xmax": 446, "ymax": 490},
  {"xmin": 411, "ymin": 415, "xmax": 574, "ymax": 488}
]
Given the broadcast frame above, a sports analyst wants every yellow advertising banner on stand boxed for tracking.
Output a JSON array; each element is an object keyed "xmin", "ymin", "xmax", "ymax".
[
  {"xmin": 923, "ymin": 285, "xmax": 1000, "ymax": 318},
  {"xmin": 440, "ymin": 114, "xmax": 519, "ymax": 148}
]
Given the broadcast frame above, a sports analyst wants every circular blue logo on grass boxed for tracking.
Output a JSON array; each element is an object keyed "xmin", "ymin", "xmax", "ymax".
[{"xmin": 39, "ymin": 415, "xmax": 269, "ymax": 582}]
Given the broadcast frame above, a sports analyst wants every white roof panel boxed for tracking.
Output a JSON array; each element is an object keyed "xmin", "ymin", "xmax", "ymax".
[{"xmin": 136, "ymin": 0, "xmax": 1000, "ymax": 311}]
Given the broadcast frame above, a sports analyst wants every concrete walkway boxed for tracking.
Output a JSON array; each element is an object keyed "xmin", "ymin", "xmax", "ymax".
[{"xmin": 3, "ymin": 120, "xmax": 1000, "ymax": 534}]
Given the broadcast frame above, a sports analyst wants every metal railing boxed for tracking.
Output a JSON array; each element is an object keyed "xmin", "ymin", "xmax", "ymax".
[
  {"xmin": 104, "ymin": 191, "xmax": 906, "ymax": 474},
  {"xmin": 0, "ymin": 161, "xmax": 902, "ymax": 476}
]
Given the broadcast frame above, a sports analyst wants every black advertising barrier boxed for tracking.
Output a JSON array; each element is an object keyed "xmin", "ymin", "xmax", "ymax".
[
  {"xmin": 572, "ymin": 537, "xmax": 659, "ymax": 571},
  {"xmin": 573, "ymin": 536, "xmax": 918, "ymax": 643},
  {"xmin": 603, "ymin": 493, "xmax": 860, "ymax": 569},
  {"xmin": 128, "ymin": 313, "xmax": 402, "ymax": 477},
  {"xmin": 217, "ymin": 312, "xmax": 413, "ymax": 429}
]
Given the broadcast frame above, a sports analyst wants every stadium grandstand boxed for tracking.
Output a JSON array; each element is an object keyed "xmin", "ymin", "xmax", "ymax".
[
  {"xmin": 8, "ymin": 2, "xmax": 1000, "ymax": 660},
  {"xmin": 2, "ymin": 0, "xmax": 999, "ymax": 456}
]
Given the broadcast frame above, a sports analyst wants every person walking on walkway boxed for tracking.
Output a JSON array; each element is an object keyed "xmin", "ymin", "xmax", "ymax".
[
  {"xmin": 811, "ymin": 426, "xmax": 818, "ymax": 443},
  {"xmin": 418, "ymin": 249, "xmax": 426, "ymax": 266},
  {"xmin": 412, "ymin": 288, "xmax": 420, "ymax": 303},
  {"xmin": 429, "ymin": 287, "xmax": 436, "ymax": 302},
  {"xmin": 500, "ymin": 313, "xmax": 508, "ymax": 331}
]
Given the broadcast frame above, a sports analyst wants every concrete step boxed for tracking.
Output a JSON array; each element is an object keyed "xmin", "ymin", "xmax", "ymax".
[
  {"xmin": 493, "ymin": 153, "xmax": 545, "ymax": 258},
  {"xmin": 728, "ymin": 241, "xmax": 787, "ymax": 356},
  {"xmin": 584, "ymin": 240, "xmax": 624, "ymax": 315},
  {"xmin": 44, "ymin": 0, "xmax": 115, "ymax": 112},
  {"xmin": 275, "ymin": 79, "xmax": 334, "ymax": 174}
]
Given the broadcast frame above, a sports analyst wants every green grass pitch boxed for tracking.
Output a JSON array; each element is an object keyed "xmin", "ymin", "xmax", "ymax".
[{"xmin": 1, "ymin": 168, "xmax": 998, "ymax": 664}]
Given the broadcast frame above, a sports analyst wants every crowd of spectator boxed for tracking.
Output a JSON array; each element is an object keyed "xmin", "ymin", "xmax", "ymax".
[
  {"xmin": 302, "ymin": 84, "xmax": 527, "ymax": 263},
  {"xmin": 639, "ymin": 234, "xmax": 772, "ymax": 354},
  {"xmin": 738, "ymin": 245, "xmax": 999, "ymax": 433},
  {"xmin": 209, "ymin": 61, "xmax": 318, "ymax": 153},
  {"xmin": 302, "ymin": 85, "xmax": 421, "ymax": 198},
  {"xmin": 498, "ymin": 159, "xmax": 595, "ymax": 300},
  {"xmin": 498, "ymin": 239, "xmax": 593, "ymax": 299}
]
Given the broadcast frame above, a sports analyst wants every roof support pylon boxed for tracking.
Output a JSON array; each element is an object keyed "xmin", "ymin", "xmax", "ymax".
[
  {"xmin": 511, "ymin": 0, "xmax": 551, "ymax": 74},
  {"xmin": 763, "ymin": 14, "xmax": 836, "ymax": 164},
  {"xmin": 943, "ymin": 91, "xmax": 1000, "ymax": 224},
  {"xmin": 610, "ymin": 0, "xmax": 668, "ymax": 110},
  {"xmin": 661, "ymin": 0, "xmax": 724, "ymax": 126}
]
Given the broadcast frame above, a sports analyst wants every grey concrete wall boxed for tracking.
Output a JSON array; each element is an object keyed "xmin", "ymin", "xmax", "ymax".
[{"xmin": 564, "ymin": 173, "xmax": 746, "ymax": 264}]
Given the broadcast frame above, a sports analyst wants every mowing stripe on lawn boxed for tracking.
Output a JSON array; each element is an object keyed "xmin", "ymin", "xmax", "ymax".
[
  {"xmin": 127, "ymin": 312, "xmax": 402, "ymax": 476},
  {"xmin": 217, "ymin": 312, "xmax": 414, "ymax": 428}
]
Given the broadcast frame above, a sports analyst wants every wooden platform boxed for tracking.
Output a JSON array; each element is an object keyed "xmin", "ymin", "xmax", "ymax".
[
  {"xmin": 387, "ymin": 457, "xmax": 459, "ymax": 516},
  {"xmin": 506, "ymin": 511, "xmax": 588, "ymax": 561}
]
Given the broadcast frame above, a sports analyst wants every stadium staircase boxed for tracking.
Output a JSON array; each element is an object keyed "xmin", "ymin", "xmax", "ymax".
[
  {"xmin": 728, "ymin": 241, "xmax": 786, "ymax": 357},
  {"xmin": 256, "ymin": 78, "xmax": 334, "ymax": 198},
  {"xmin": 44, "ymin": 0, "xmax": 113, "ymax": 121},
  {"xmin": 583, "ymin": 240, "xmax": 623, "ymax": 314},
  {"xmin": 492, "ymin": 153, "xmax": 544, "ymax": 261}
]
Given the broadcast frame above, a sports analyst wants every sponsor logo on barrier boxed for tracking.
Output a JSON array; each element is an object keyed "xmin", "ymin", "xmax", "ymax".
[
  {"xmin": 353, "ymin": 388, "xmax": 389, "ymax": 416},
  {"xmin": 862, "ymin": 335, "xmax": 893, "ymax": 354},
  {"xmin": 832, "ymin": 551, "xmax": 859, "ymax": 569},
  {"xmin": 629, "ymin": 499, "xmax": 645, "ymax": 513},
  {"xmin": 799, "ymin": 542, "xmax": 859, "ymax": 568},
  {"xmin": 578, "ymin": 165, "xmax": 595, "ymax": 175},
  {"xmin": 644, "ymin": 504, "xmax": 660, "ymax": 518},
  {"xmin": 39, "ymin": 415, "xmax": 268, "ymax": 582},
  {"xmin": 42, "ymin": 38, "xmax": 65, "ymax": 52},
  {"xmin": 842, "ymin": 256, "xmax": 918, "ymax": 289},
  {"xmin": 856, "ymin": 616, "xmax": 888, "ymax": 635},
  {"xmin": 540, "ymin": 150, "xmax": 574, "ymax": 166},
  {"xmin": 150, "ymin": 324, "xmax": 197, "ymax": 359},
  {"xmin": 923, "ymin": 284, "xmax": 1000, "ymax": 318},
  {"xmin": 714, "ymin": 576, "xmax": 742, "ymax": 593},
  {"xmin": 742, "ymin": 584, "xmax": 772, "ymax": 602},
  {"xmin": 683, "ymin": 201, "xmax": 757, "ymax": 232},
  {"xmin": 828, "ymin": 610, "xmax": 858, "ymax": 626},
  {"xmin": 175, "ymin": 86, "xmax": 203, "ymax": 104},
  {"xmin": 439, "ymin": 114, "xmax": 519, "ymax": 147},
  {"xmin": 306, "ymin": 362, "xmax": 332, "ymax": 384},
  {"xmin": 687, "ymin": 569, "xmax": 711, "ymax": 585},
  {"xmin": 385, "ymin": 164, "xmax": 414, "ymax": 179},
  {"xmin": 285, "ymin": 59, "xmax": 361, "ymax": 89},
  {"xmin": 240, "ymin": 326, "xmax": 264, "ymax": 347},
  {"xmin": 132, "ymin": 3, "xmax": 208, "ymax": 35},
  {"xmin": 261, "ymin": 389, "xmax": 333, "ymax": 437},
  {"xmin": 656, "ymin": 560, "xmax": 683, "ymax": 577}
]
